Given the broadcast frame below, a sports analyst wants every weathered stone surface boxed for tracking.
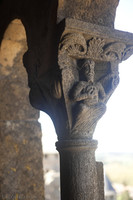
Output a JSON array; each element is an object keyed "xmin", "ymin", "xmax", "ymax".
[
  {"xmin": 57, "ymin": 18, "xmax": 133, "ymax": 139},
  {"xmin": 0, "ymin": 21, "xmax": 39, "ymax": 121},
  {"xmin": 60, "ymin": 18, "xmax": 133, "ymax": 45},
  {"xmin": 96, "ymin": 162, "xmax": 105, "ymax": 200},
  {"xmin": 4, "ymin": 20, "xmax": 26, "ymax": 41},
  {"xmin": 0, "ymin": 20, "xmax": 44, "ymax": 200},
  {"xmin": 0, "ymin": 121, "xmax": 44, "ymax": 200},
  {"xmin": 56, "ymin": 139, "xmax": 99, "ymax": 200},
  {"xmin": 58, "ymin": 0, "xmax": 119, "ymax": 27}
]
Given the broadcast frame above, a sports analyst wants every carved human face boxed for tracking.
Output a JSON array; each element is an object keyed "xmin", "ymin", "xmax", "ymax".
[{"xmin": 81, "ymin": 59, "xmax": 95, "ymax": 83}]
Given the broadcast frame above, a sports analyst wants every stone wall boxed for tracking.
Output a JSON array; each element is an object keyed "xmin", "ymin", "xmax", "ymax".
[{"xmin": 0, "ymin": 19, "xmax": 45, "ymax": 200}]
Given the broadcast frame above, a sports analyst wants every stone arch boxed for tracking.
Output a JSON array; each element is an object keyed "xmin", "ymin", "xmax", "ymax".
[{"xmin": 0, "ymin": 19, "xmax": 45, "ymax": 200}]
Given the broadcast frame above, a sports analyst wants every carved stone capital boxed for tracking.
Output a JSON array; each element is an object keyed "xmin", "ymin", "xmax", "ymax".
[
  {"xmin": 57, "ymin": 18, "xmax": 133, "ymax": 140},
  {"xmin": 59, "ymin": 18, "xmax": 133, "ymax": 59}
]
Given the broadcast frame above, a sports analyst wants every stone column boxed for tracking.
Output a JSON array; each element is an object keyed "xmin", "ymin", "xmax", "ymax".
[
  {"xmin": 55, "ymin": 18, "xmax": 133, "ymax": 200},
  {"xmin": 56, "ymin": 140, "xmax": 99, "ymax": 200},
  {"xmin": 0, "ymin": 20, "xmax": 44, "ymax": 200}
]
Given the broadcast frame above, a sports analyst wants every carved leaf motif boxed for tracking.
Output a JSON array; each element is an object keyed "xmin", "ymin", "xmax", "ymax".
[
  {"xmin": 87, "ymin": 37, "xmax": 105, "ymax": 59},
  {"xmin": 122, "ymin": 46, "xmax": 133, "ymax": 61},
  {"xmin": 59, "ymin": 33, "xmax": 87, "ymax": 57},
  {"xmin": 103, "ymin": 42, "xmax": 126, "ymax": 61}
]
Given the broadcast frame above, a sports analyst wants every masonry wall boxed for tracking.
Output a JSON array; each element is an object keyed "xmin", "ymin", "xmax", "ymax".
[{"xmin": 0, "ymin": 19, "xmax": 45, "ymax": 200}]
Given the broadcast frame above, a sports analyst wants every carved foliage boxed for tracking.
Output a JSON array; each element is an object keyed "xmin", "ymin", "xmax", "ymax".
[
  {"xmin": 59, "ymin": 33, "xmax": 87, "ymax": 57},
  {"xmin": 59, "ymin": 33, "xmax": 133, "ymax": 63},
  {"xmin": 103, "ymin": 42, "xmax": 126, "ymax": 61},
  {"xmin": 122, "ymin": 46, "xmax": 133, "ymax": 61},
  {"xmin": 87, "ymin": 38, "xmax": 105, "ymax": 59}
]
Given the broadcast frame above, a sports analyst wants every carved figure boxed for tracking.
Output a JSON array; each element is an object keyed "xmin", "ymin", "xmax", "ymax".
[{"xmin": 70, "ymin": 59, "xmax": 106, "ymax": 139}]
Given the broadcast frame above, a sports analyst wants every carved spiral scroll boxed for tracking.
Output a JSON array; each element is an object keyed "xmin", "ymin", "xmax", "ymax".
[
  {"xmin": 59, "ymin": 33, "xmax": 87, "ymax": 57},
  {"xmin": 102, "ymin": 42, "xmax": 126, "ymax": 61},
  {"xmin": 122, "ymin": 46, "xmax": 133, "ymax": 61}
]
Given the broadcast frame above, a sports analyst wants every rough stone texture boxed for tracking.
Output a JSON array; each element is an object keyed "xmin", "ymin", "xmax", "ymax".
[
  {"xmin": 57, "ymin": 18, "xmax": 133, "ymax": 139},
  {"xmin": 0, "ymin": 121, "xmax": 44, "ymax": 200},
  {"xmin": 96, "ymin": 162, "xmax": 105, "ymax": 200},
  {"xmin": 58, "ymin": 0, "xmax": 119, "ymax": 27},
  {"xmin": 56, "ymin": 139, "xmax": 99, "ymax": 200},
  {"xmin": 0, "ymin": 20, "xmax": 44, "ymax": 200}
]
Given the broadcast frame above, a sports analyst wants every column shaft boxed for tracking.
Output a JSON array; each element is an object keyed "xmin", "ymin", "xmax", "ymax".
[{"xmin": 56, "ymin": 140, "xmax": 99, "ymax": 200}]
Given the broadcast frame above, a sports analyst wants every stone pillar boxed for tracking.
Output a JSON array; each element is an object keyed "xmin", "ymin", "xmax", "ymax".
[
  {"xmin": 56, "ymin": 140, "xmax": 99, "ymax": 200},
  {"xmin": 0, "ymin": 20, "xmax": 44, "ymax": 200},
  {"xmin": 55, "ymin": 18, "xmax": 133, "ymax": 200}
]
